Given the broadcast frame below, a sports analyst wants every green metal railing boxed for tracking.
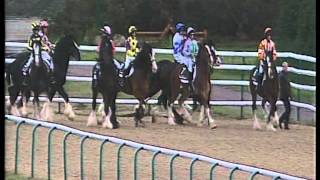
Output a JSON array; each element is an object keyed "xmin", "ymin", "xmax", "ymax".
[{"xmin": 6, "ymin": 115, "xmax": 307, "ymax": 180}]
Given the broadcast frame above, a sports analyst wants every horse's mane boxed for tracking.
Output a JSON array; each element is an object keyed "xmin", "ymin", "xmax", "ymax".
[{"xmin": 133, "ymin": 42, "xmax": 152, "ymax": 69}]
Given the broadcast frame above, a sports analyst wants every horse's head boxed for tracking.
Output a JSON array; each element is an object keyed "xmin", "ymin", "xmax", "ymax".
[
  {"xmin": 136, "ymin": 42, "xmax": 157, "ymax": 73},
  {"xmin": 32, "ymin": 37, "xmax": 42, "ymax": 66},
  {"xmin": 99, "ymin": 34, "xmax": 114, "ymax": 62},
  {"xmin": 55, "ymin": 35, "xmax": 81, "ymax": 62},
  {"xmin": 200, "ymin": 40, "xmax": 222, "ymax": 68}
]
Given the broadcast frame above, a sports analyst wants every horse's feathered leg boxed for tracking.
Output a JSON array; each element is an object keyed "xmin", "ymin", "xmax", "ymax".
[
  {"xmin": 87, "ymin": 85, "xmax": 99, "ymax": 127},
  {"xmin": 101, "ymin": 93, "xmax": 114, "ymax": 129},
  {"xmin": 205, "ymin": 105, "xmax": 216, "ymax": 129},
  {"xmin": 250, "ymin": 76, "xmax": 261, "ymax": 130},
  {"xmin": 133, "ymin": 100, "xmax": 145, "ymax": 127},
  {"xmin": 33, "ymin": 91, "xmax": 40, "ymax": 119},
  {"xmin": 197, "ymin": 105, "xmax": 205, "ymax": 127},
  {"xmin": 8, "ymin": 85, "xmax": 21, "ymax": 116},
  {"xmin": 56, "ymin": 86, "xmax": 75, "ymax": 120},
  {"xmin": 266, "ymin": 101, "xmax": 277, "ymax": 131},
  {"xmin": 110, "ymin": 95, "xmax": 119, "ymax": 129},
  {"xmin": 20, "ymin": 92, "xmax": 28, "ymax": 117},
  {"xmin": 177, "ymin": 89, "xmax": 192, "ymax": 124},
  {"xmin": 261, "ymin": 98, "xmax": 269, "ymax": 120}
]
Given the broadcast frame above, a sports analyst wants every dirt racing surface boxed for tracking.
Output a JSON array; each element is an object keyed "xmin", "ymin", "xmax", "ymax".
[{"xmin": 5, "ymin": 104, "xmax": 315, "ymax": 179}]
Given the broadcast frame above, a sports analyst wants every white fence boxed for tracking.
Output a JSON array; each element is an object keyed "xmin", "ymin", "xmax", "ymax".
[
  {"xmin": 5, "ymin": 42, "xmax": 316, "ymax": 112},
  {"xmin": 5, "ymin": 42, "xmax": 316, "ymax": 63},
  {"xmin": 5, "ymin": 114, "xmax": 307, "ymax": 180}
]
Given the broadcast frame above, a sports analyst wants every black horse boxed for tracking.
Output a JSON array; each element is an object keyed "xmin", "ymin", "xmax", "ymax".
[
  {"xmin": 6, "ymin": 34, "xmax": 80, "ymax": 120},
  {"xmin": 87, "ymin": 35, "xmax": 119, "ymax": 128},
  {"xmin": 249, "ymin": 54, "xmax": 279, "ymax": 131},
  {"xmin": 87, "ymin": 35, "xmax": 158, "ymax": 128},
  {"xmin": 152, "ymin": 40, "xmax": 221, "ymax": 128}
]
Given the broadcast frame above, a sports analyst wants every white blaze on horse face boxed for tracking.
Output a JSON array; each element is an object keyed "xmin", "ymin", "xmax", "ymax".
[
  {"xmin": 33, "ymin": 43, "xmax": 41, "ymax": 66},
  {"xmin": 205, "ymin": 45, "xmax": 214, "ymax": 65},
  {"xmin": 151, "ymin": 51, "xmax": 158, "ymax": 73}
]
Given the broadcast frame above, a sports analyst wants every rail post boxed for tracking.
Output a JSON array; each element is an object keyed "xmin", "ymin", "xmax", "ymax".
[
  {"xmin": 151, "ymin": 150, "xmax": 161, "ymax": 180},
  {"xmin": 240, "ymin": 57, "xmax": 245, "ymax": 119},
  {"xmin": 63, "ymin": 132, "xmax": 72, "ymax": 180},
  {"xmin": 31, "ymin": 124, "xmax": 41, "ymax": 178},
  {"xmin": 117, "ymin": 143, "xmax": 126, "ymax": 180},
  {"xmin": 249, "ymin": 171, "xmax": 259, "ymax": 180},
  {"xmin": 189, "ymin": 158, "xmax": 199, "ymax": 180},
  {"xmin": 229, "ymin": 167, "xmax": 239, "ymax": 180},
  {"xmin": 47, "ymin": 127, "xmax": 56, "ymax": 180},
  {"xmin": 134, "ymin": 147, "xmax": 143, "ymax": 180},
  {"xmin": 209, "ymin": 163, "xmax": 219, "ymax": 180},
  {"xmin": 297, "ymin": 89, "xmax": 301, "ymax": 121},
  {"xmin": 170, "ymin": 154, "xmax": 179, "ymax": 180},
  {"xmin": 99, "ymin": 139, "xmax": 109, "ymax": 180},
  {"xmin": 58, "ymin": 102, "xmax": 61, "ymax": 114},
  {"xmin": 15, "ymin": 120, "xmax": 25, "ymax": 174},
  {"xmin": 80, "ymin": 136, "xmax": 89, "ymax": 180}
]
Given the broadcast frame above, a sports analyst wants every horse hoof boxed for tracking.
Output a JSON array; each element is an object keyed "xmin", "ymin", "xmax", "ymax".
[
  {"xmin": 210, "ymin": 124, "xmax": 217, "ymax": 129},
  {"xmin": 87, "ymin": 112, "xmax": 98, "ymax": 127},
  {"xmin": 68, "ymin": 112, "xmax": 75, "ymax": 121},
  {"xmin": 266, "ymin": 124, "xmax": 277, "ymax": 132},
  {"xmin": 102, "ymin": 120, "xmax": 113, "ymax": 129}
]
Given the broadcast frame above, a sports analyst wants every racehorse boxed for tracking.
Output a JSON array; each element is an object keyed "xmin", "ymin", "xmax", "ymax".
[
  {"xmin": 163, "ymin": 40, "xmax": 221, "ymax": 128},
  {"xmin": 87, "ymin": 37, "xmax": 157, "ymax": 128},
  {"xmin": 249, "ymin": 54, "xmax": 279, "ymax": 131},
  {"xmin": 87, "ymin": 34, "xmax": 119, "ymax": 128},
  {"xmin": 6, "ymin": 34, "xmax": 80, "ymax": 120}
]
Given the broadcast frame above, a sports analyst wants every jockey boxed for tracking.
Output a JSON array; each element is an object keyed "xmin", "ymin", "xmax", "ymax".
[
  {"xmin": 172, "ymin": 22, "xmax": 186, "ymax": 64},
  {"xmin": 182, "ymin": 27, "xmax": 198, "ymax": 87},
  {"xmin": 39, "ymin": 18, "xmax": 55, "ymax": 54},
  {"xmin": 118, "ymin": 25, "xmax": 140, "ymax": 85},
  {"xmin": 256, "ymin": 27, "xmax": 277, "ymax": 87},
  {"xmin": 97, "ymin": 24, "xmax": 116, "ymax": 59},
  {"xmin": 22, "ymin": 22, "xmax": 55, "ymax": 85}
]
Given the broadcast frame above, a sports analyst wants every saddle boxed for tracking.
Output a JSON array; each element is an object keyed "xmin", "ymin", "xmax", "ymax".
[{"xmin": 177, "ymin": 64, "xmax": 193, "ymax": 84}]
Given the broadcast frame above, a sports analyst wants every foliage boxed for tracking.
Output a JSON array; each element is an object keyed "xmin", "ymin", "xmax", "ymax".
[{"xmin": 5, "ymin": 0, "xmax": 315, "ymax": 56}]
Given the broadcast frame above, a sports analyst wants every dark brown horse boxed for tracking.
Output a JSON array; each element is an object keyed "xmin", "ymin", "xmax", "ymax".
[
  {"xmin": 249, "ymin": 54, "xmax": 279, "ymax": 131},
  {"xmin": 165, "ymin": 40, "xmax": 221, "ymax": 128},
  {"xmin": 87, "ymin": 37, "xmax": 157, "ymax": 128},
  {"xmin": 6, "ymin": 35, "xmax": 80, "ymax": 120},
  {"xmin": 87, "ymin": 34, "xmax": 119, "ymax": 128},
  {"xmin": 118, "ymin": 42, "xmax": 158, "ymax": 127}
]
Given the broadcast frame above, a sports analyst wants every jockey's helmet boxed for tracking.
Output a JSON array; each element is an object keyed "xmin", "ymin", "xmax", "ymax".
[
  {"xmin": 264, "ymin": 27, "xmax": 272, "ymax": 36},
  {"xmin": 31, "ymin": 22, "xmax": 40, "ymax": 30},
  {"xmin": 175, "ymin": 23, "xmax": 185, "ymax": 32},
  {"xmin": 128, "ymin": 26, "xmax": 137, "ymax": 34},
  {"xmin": 40, "ymin": 20, "xmax": 49, "ymax": 28},
  {"xmin": 187, "ymin": 27, "xmax": 195, "ymax": 35},
  {"xmin": 100, "ymin": 25, "xmax": 111, "ymax": 35}
]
